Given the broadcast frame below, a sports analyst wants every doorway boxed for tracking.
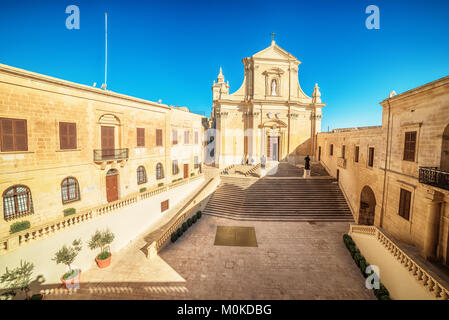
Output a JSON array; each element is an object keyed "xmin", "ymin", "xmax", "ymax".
[
  {"xmin": 318, "ymin": 146, "xmax": 321, "ymax": 161},
  {"xmin": 359, "ymin": 186, "xmax": 376, "ymax": 225},
  {"xmin": 267, "ymin": 136, "xmax": 280, "ymax": 161},
  {"xmin": 106, "ymin": 169, "xmax": 119, "ymax": 202},
  {"xmin": 184, "ymin": 164, "xmax": 189, "ymax": 179}
]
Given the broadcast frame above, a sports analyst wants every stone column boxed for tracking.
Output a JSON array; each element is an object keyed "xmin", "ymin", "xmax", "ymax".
[{"xmin": 422, "ymin": 188, "xmax": 444, "ymax": 260}]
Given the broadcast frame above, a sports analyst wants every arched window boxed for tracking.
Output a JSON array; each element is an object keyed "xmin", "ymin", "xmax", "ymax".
[
  {"xmin": 271, "ymin": 79, "xmax": 277, "ymax": 96},
  {"xmin": 3, "ymin": 185, "xmax": 33, "ymax": 221},
  {"xmin": 156, "ymin": 163, "xmax": 164, "ymax": 180},
  {"xmin": 137, "ymin": 166, "xmax": 147, "ymax": 185},
  {"xmin": 61, "ymin": 177, "xmax": 80, "ymax": 204}
]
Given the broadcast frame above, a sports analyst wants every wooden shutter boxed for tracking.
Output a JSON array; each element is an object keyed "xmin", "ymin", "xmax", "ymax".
[
  {"xmin": 172, "ymin": 130, "xmax": 177, "ymax": 145},
  {"xmin": 403, "ymin": 131, "xmax": 417, "ymax": 161},
  {"xmin": 156, "ymin": 129, "xmax": 163, "ymax": 146},
  {"xmin": 161, "ymin": 200, "xmax": 169, "ymax": 212},
  {"xmin": 68, "ymin": 123, "xmax": 76, "ymax": 149},
  {"xmin": 355, "ymin": 146, "xmax": 359, "ymax": 163},
  {"xmin": 137, "ymin": 128, "xmax": 145, "ymax": 147},
  {"xmin": 101, "ymin": 126, "xmax": 115, "ymax": 149},
  {"xmin": 399, "ymin": 189, "xmax": 411, "ymax": 220},
  {"xmin": 1, "ymin": 118, "xmax": 14, "ymax": 151},
  {"xmin": 1, "ymin": 118, "xmax": 27, "ymax": 152},
  {"xmin": 60, "ymin": 122, "xmax": 77, "ymax": 150},
  {"xmin": 368, "ymin": 147, "xmax": 374, "ymax": 167}
]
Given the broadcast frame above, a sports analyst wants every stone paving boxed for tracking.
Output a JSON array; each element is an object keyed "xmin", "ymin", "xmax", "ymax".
[{"xmin": 44, "ymin": 215, "xmax": 375, "ymax": 300}]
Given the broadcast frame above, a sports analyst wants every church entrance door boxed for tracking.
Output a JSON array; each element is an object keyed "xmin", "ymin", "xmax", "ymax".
[{"xmin": 267, "ymin": 136, "xmax": 280, "ymax": 161}]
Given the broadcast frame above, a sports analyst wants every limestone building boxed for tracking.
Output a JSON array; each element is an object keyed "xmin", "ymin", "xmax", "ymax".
[
  {"xmin": 0, "ymin": 63, "xmax": 204, "ymax": 237},
  {"xmin": 317, "ymin": 75, "xmax": 449, "ymax": 264},
  {"xmin": 210, "ymin": 40, "xmax": 325, "ymax": 168}
]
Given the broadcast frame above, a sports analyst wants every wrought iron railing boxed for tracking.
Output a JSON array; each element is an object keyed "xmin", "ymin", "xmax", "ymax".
[
  {"xmin": 419, "ymin": 167, "xmax": 449, "ymax": 191},
  {"xmin": 93, "ymin": 148, "xmax": 129, "ymax": 161}
]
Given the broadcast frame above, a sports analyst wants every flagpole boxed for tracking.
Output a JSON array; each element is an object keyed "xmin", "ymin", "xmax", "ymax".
[{"xmin": 105, "ymin": 12, "xmax": 108, "ymax": 90}]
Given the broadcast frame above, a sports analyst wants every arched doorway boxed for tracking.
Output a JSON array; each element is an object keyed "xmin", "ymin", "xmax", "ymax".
[
  {"xmin": 359, "ymin": 186, "xmax": 376, "ymax": 225},
  {"xmin": 106, "ymin": 169, "xmax": 119, "ymax": 202},
  {"xmin": 441, "ymin": 124, "xmax": 449, "ymax": 171}
]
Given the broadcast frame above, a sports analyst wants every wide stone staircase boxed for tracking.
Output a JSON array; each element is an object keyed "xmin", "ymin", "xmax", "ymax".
[{"xmin": 203, "ymin": 176, "xmax": 354, "ymax": 222}]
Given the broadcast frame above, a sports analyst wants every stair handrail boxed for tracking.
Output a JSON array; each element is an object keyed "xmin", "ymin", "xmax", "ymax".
[{"xmin": 349, "ymin": 225, "xmax": 449, "ymax": 300}]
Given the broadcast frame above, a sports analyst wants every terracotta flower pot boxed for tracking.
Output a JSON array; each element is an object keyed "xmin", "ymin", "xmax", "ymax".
[
  {"xmin": 95, "ymin": 252, "xmax": 112, "ymax": 268},
  {"xmin": 61, "ymin": 269, "xmax": 81, "ymax": 290}
]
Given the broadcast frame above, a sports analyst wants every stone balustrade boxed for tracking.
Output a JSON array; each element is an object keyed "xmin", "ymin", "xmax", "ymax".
[
  {"xmin": 0, "ymin": 174, "xmax": 204, "ymax": 257},
  {"xmin": 349, "ymin": 224, "xmax": 449, "ymax": 300},
  {"xmin": 220, "ymin": 164, "xmax": 235, "ymax": 175}
]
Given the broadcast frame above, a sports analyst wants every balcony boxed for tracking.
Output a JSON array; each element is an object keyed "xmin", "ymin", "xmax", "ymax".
[
  {"xmin": 419, "ymin": 167, "xmax": 449, "ymax": 191},
  {"xmin": 337, "ymin": 157, "xmax": 346, "ymax": 169},
  {"xmin": 93, "ymin": 148, "xmax": 129, "ymax": 162}
]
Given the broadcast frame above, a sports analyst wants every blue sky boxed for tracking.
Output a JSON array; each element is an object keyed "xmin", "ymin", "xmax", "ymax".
[{"xmin": 0, "ymin": 0, "xmax": 448, "ymax": 131}]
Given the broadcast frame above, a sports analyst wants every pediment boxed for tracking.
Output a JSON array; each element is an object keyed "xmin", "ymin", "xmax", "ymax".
[
  {"xmin": 253, "ymin": 43, "xmax": 298, "ymax": 61},
  {"xmin": 262, "ymin": 67, "xmax": 284, "ymax": 75},
  {"xmin": 260, "ymin": 119, "xmax": 287, "ymax": 129}
]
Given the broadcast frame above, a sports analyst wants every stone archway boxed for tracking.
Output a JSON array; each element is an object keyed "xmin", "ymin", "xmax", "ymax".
[{"xmin": 359, "ymin": 186, "xmax": 376, "ymax": 225}]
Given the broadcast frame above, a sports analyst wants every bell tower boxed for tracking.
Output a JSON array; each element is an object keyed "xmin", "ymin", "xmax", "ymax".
[{"xmin": 212, "ymin": 67, "xmax": 229, "ymax": 101}]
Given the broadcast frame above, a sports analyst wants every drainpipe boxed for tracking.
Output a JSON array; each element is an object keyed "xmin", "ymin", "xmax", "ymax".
[{"xmin": 380, "ymin": 99, "xmax": 392, "ymax": 228}]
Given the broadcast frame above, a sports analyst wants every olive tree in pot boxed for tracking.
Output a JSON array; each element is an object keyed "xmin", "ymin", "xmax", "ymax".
[
  {"xmin": 88, "ymin": 229, "xmax": 115, "ymax": 269},
  {"xmin": 52, "ymin": 239, "xmax": 82, "ymax": 289}
]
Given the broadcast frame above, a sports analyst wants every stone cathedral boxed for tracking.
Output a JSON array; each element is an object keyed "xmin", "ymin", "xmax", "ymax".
[{"xmin": 210, "ymin": 40, "xmax": 325, "ymax": 168}]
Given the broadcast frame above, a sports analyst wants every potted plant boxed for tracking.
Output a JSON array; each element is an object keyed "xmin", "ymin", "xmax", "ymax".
[
  {"xmin": 52, "ymin": 239, "xmax": 82, "ymax": 289},
  {"xmin": 88, "ymin": 229, "xmax": 115, "ymax": 269},
  {"xmin": 0, "ymin": 260, "xmax": 34, "ymax": 300}
]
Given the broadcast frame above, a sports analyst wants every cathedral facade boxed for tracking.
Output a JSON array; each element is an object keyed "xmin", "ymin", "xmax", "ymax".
[{"xmin": 210, "ymin": 40, "xmax": 325, "ymax": 168}]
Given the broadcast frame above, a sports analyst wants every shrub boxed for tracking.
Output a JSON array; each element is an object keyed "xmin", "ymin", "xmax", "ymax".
[
  {"xmin": 182, "ymin": 222, "xmax": 188, "ymax": 232},
  {"xmin": 374, "ymin": 283, "xmax": 389, "ymax": 299},
  {"xmin": 192, "ymin": 215, "xmax": 198, "ymax": 223},
  {"xmin": 176, "ymin": 228, "xmax": 182, "ymax": 237},
  {"xmin": 88, "ymin": 229, "xmax": 115, "ymax": 259},
  {"xmin": 342, "ymin": 235, "xmax": 392, "ymax": 300},
  {"xmin": 171, "ymin": 233, "xmax": 178, "ymax": 243},
  {"xmin": 63, "ymin": 208, "xmax": 76, "ymax": 217},
  {"xmin": 196, "ymin": 211, "xmax": 202, "ymax": 219},
  {"xmin": 0, "ymin": 260, "xmax": 34, "ymax": 299},
  {"xmin": 359, "ymin": 259, "xmax": 368, "ymax": 276},
  {"xmin": 52, "ymin": 239, "xmax": 82, "ymax": 278},
  {"xmin": 354, "ymin": 253, "xmax": 363, "ymax": 266},
  {"xmin": 158, "ymin": 183, "xmax": 164, "ymax": 187},
  {"xmin": 9, "ymin": 221, "xmax": 31, "ymax": 234},
  {"xmin": 139, "ymin": 187, "xmax": 147, "ymax": 193},
  {"xmin": 187, "ymin": 218, "xmax": 193, "ymax": 227},
  {"xmin": 30, "ymin": 293, "xmax": 44, "ymax": 300}
]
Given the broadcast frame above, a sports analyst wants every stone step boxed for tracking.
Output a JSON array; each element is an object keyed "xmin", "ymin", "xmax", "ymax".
[{"xmin": 205, "ymin": 176, "xmax": 353, "ymax": 222}]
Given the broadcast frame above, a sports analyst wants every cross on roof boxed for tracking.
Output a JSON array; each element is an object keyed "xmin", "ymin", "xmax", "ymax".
[{"xmin": 270, "ymin": 32, "xmax": 276, "ymax": 42}]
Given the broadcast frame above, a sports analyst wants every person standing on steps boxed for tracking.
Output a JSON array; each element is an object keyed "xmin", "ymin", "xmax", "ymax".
[{"xmin": 304, "ymin": 155, "xmax": 311, "ymax": 171}]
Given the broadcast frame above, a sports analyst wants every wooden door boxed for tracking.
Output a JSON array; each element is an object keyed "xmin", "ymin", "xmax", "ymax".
[
  {"xmin": 183, "ymin": 164, "xmax": 189, "ymax": 179},
  {"xmin": 318, "ymin": 146, "xmax": 321, "ymax": 161},
  {"xmin": 106, "ymin": 173, "xmax": 118, "ymax": 202},
  {"xmin": 101, "ymin": 126, "xmax": 115, "ymax": 159}
]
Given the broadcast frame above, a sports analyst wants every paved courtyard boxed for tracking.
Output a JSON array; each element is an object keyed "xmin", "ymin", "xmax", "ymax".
[{"xmin": 43, "ymin": 215, "xmax": 374, "ymax": 300}]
